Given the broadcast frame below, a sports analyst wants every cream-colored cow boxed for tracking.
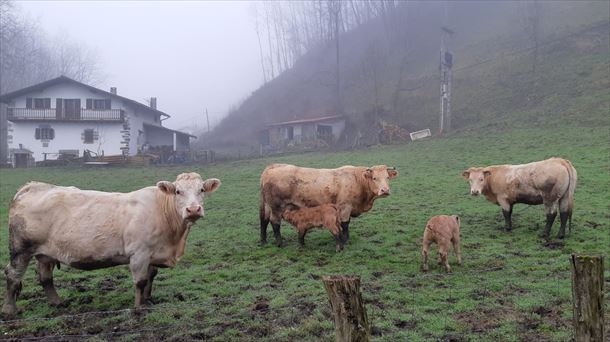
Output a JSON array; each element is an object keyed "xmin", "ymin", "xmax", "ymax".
[{"xmin": 2, "ymin": 173, "xmax": 220, "ymax": 317}]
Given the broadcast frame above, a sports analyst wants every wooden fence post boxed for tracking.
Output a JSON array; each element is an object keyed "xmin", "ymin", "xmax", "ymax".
[
  {"xmin": 570, "ymin": 254, "xmax": 604, "ymax": 342},
  {"xmin": 322, "ymin": 275, "xmax": 370, "ymax": 342}
]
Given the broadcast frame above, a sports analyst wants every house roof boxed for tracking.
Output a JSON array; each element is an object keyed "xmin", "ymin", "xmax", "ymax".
[
  {"xmin": 267, "ymin": 115, "xmax": 344, "ymax": 127},
  {"xmin": 0, "ymin": 75, "xmax": 171, "ymax": 118},
  {"xmin": 143, "ymin": 123, "xmax": 197, "ymax": 139}
]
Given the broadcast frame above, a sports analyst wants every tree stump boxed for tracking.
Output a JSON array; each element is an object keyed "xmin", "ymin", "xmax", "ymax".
[
  {"xmin": 322, "ymin": 275, "xmax": 370, "ymax": 342},
  {"xmin": 570, "ymin": 254, "xmax": 604, "ymax": 342}
]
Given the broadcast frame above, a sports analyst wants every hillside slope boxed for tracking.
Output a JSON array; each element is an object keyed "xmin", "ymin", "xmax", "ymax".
[{"xmin": 204, "ymin": 1, "xmax": 609, "ymax": 149}]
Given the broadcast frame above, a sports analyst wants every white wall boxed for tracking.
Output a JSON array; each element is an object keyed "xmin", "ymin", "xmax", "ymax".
[{"xmin": 8, "ymin": 121, "xmax": 123, "ymax": 161}]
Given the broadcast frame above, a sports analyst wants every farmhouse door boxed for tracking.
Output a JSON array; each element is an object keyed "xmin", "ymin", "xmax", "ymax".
[
  {"xmin": 63, "ymin": 99, "xmax": 81, "ymax": 120},
  {"xmin": 14, "ymin": 153, "xmax": 28, "ymax": 168}
]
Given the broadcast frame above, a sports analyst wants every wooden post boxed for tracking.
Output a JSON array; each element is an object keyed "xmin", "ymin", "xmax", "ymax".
[
  {"xmin": 571, "ymin": 254, "xmax": 604, "ymax": 342},
  {"xmin": 322, "ymin": 275, "xmax": 370, "ymax": 342}
]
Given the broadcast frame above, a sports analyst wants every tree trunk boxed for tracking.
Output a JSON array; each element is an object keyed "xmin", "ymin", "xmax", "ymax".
[
  {"xmin": 322, "ymin": 275, "xmax": 370, "ymax": 342},
  {"xmin": 570, "ymin": 254, "xmax": 605, "ymax": 342}
]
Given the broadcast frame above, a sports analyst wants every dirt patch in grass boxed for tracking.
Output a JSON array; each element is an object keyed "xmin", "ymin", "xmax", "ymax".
[{"xmin": 543, "ymin": 240, "xmax": 565, "ymax": 250}]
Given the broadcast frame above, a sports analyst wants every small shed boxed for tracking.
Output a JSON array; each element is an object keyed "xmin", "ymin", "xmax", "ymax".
[{"xmin": 262, "ymin": 115, "xmax": 345, "ymax": 149}]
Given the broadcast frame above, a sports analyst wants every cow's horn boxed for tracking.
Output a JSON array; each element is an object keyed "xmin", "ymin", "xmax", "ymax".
[{"xmin": 388, "ymin": 166, "xmax": 396, "ymax": 170}]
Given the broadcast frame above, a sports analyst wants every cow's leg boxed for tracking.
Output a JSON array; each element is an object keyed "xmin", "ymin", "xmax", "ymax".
[
  {"xmin": 129, "ymin": 256, "xmax": 151, "ymax": 308},
  {"xmin": 452, "ymin": 235, "xmax": 462, "ymax": 266},
  {"xmin": 340, "ymin": 220, "xmax": 351, "ymax": 243},
  {"xmin": 259, "ymin": 203, "xmax": 270, "ymax": 245},
  {"xmin": 439, "ymin": 245, "xmax": 451, "ymax": 273},
  {"xmin": 502, "ymin": 204, "xmax": 513, "ymax": 231},
  {"xmin": 557, "ymin": 196, "xmax": 572, "ymax": 239},
  {"xmin": 36, "ymin": 257, "xmax": 61, "ymax": 306},
  {"xmin": 421, "ymin": 240, "xmax": 431, "ymax": 272},
  {"xmin": 297, "ymin": 230, "xmax": 306, "ymax": 248},
  {"xmin": 2, "ymin": 252, "xmax": 33, "ymax": 317},
  {"xmin": 143, "ymin": 266, "xmax": 158, "ymax": 304},
  {"xmin": 270, "ymin": 212, "xmax": 283, "ymax": 247},
  {"xmin": 541, "ymin": 203, "xmax": 557, "ymax": 239},
  {"xmin": 330, "ymin": 222, "xmax": 344, "ymax": 252}
]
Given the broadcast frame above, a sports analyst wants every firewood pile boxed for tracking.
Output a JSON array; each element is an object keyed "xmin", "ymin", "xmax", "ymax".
[{"xmin": 378, "ymin": 120, "xmax": 410, "ymax": 144}]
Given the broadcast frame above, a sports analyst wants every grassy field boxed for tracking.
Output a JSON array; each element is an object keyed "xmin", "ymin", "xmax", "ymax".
[{"xmin": 0, "ymin": 123, "xmax": 608, "ymax": 341}]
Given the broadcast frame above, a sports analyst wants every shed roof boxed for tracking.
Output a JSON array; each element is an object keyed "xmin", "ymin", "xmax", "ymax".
[
  {"xmin": 143, "ymin": 122, "xmax": 197, "ymax": 139},
  {"xmin": 266, "ymin": 115, "xmax": 344, "ymax": 127}
]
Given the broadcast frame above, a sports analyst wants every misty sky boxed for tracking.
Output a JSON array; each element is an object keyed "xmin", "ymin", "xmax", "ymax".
[{"xmin": 18, "ymin": 1, "xmax": 264, "ymax": 131}]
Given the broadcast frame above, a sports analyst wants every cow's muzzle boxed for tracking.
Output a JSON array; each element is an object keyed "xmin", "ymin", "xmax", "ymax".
[
  {"xmin": 470, "ymin": 190, "xmax": 480, "ymax": 196},
  {"xmin": 378, "ymin": 188, "xmax": 391, "ymax": 196},
  {"xmin": 186, "ymin": 205, "xmax": 203, "ymax": 218}
]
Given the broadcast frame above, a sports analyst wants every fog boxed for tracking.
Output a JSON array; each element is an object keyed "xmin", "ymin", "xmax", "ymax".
[{"xmin": 18, "ymin": 0, "xmax": 264, "ymax": 131}]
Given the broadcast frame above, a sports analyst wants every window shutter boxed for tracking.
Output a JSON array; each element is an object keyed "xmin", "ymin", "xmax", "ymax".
[
  {"xmin": 49, "ymin": 129, "xmax": 55, "ymax": 140},
  {"xmin": 26, "ymin": 98, "xmax": 32, "ymax": 108},
  {"xmin": 86, "ymin": 99, "xmax": 92, "ymax": 109},
  {"xmin": 44, "ymin": 98, "xmax": 51, "ymax": 108},
  {"xmin": 56, "ymin": 98, "xmax": 63, "ymax": 118},
  {"xmin": 105, "ymin": 99, "xmax": 111, "ymax": 109},
  {"xmin": 35, "ymin": 128, "xmax": 40, "ymax": 139}
]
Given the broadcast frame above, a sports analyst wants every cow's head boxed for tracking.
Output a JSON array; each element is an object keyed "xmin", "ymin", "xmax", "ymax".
[
  {"xmin": 157, "ymin": 172, "xmax": 221, "ymax": 221},
  {"xmin": 364, "ymin": 165, "xmax": 399, "ymax": 197},
  {"xmin": 462, "ymin": 168, "xmax": 490, "ymax": 196}
]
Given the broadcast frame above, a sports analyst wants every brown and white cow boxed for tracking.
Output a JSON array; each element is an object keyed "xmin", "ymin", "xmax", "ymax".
[
  {"xmin": 259, "ymin": 164, "xmax": 398, "ymax": 250},
  {"xmin": 2, "ymin": 172, "xmax": 220, "ymax": 317},
  {"xmin": 282, "ymin": 204, "xmax": 342, "ymax": 252},
  {"xmin": 462, "ymin": 157, "xmax": 576, "ymax": 239}
]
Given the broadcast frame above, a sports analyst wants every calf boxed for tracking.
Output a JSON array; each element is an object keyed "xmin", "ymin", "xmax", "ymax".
[
  {"xmin": 422, "ymin": 215, "xmax": 462, "ymax": 273},
  {"xmin": 2, "ymin": 172, "xmax": 221, "ymax": 317},
  {"xmin": 282, "ymin": 204, "xmax": 343, "ymax": 252}
]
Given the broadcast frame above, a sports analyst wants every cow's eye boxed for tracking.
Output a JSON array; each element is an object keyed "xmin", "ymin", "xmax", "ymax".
[
  {"xmin": 175, "ymin": 190, "xmax": 181, "ymax": 195},
  {"xmin": 200, "ymin": 188, "xmax": 205, "ymax": 193},
  {"xmin": 479, "ymin": 178, "xmax": 483, "ymax": 181},
  {"xmin": 373, "ymin": 177, "xmax": 377, "ymax": 180}
]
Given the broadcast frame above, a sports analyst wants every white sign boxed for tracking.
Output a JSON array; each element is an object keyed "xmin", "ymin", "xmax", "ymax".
[{"xmin": 410, "ymin": 128, "xmax": 431, "ymax": 141}]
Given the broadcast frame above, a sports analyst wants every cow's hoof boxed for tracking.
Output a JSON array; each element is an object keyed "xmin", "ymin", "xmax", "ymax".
[
  {"xmin": 275, "ymin": 240, "xmax": 283, "ymax": 248},
  {"xmin": 49, "ymin": 297, "xmax": 63, "ymax": 306},
  {"xmin": 557, "ymin": 234, "xmax": 565, "ymax": 240},
  {"xmin": 335, "ymin": 245, "xmax": 344, "ymax": 253},
  {"xmin": 421, "ymin": 267, "xmax": 429, "ymax": 273},
  {"xmin": 259, "ymin": 239, "xmax": 267, "ymax": 246},
  {"xmin": 445, "ymin": 267, "xmax": 452, "ymax": 273}
]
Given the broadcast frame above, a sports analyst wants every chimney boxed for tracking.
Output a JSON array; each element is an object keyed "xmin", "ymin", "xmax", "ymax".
[
  {"xmin": 110, "ymin": 87, "xmax": 117, "ymax": 95},
  {"xmin": 150, "ymin": 97, "xmax": 157, "ymax": 109}
]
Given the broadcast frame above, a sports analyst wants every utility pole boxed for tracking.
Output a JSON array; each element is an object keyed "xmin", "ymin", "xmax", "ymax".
[
  {"xmin": 205, "ymin": 108, "xmax": 210, "ymax": 133},
  {"xmin": 439, "ymin": 1, "xmax": 454, "ymax": 134}
]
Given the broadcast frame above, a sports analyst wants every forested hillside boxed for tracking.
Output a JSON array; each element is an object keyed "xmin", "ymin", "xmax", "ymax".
[{"xmin": 203, "ymin": 1, "xmax": 609, "ymax": 149}]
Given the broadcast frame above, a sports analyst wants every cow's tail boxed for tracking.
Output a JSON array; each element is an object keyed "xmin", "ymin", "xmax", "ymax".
[
  {"xmin": 563, "ymin": 159, "xmax": 577, "ymax": 233},
  {"xmin": 259, "ymin": 186, "xmax": 270, "ymax": 227}
]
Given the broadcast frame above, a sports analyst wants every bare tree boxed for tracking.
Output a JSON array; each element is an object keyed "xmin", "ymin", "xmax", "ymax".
[{"xmin": 0, "ymin": 0, "xmax": 105, "ymax": 94}]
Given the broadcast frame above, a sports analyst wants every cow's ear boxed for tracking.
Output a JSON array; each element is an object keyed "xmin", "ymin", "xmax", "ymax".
[
  {"xmin": 462, "ymin": 170, "xmax": 470, "ymax": 179},
  {"xmin": 364, "ymin": 168, "xmax": 373, "ymax": 178},
  {"xmin": 387, "ymin": 169, "xmax": 398, "ymax": 179},
  {"xmin": 203, "ymin": 178, "xmax": 221, "ymax": 193},
  {"xmin": 454, "ymin": 215, "xmax": 460, "ymax": 223},
  {"xmin": 483, "ymin": 170, "xmax": 492, "ymax": 178},
  {"xmin": 157, "ymin": 181, "xmax": 176, "ymax": 194}
]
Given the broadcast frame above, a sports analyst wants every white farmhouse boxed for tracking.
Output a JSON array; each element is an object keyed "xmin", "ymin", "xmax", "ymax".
[{"xmin": 0, "ymin": 76, "xmax": 194, "ymax": 167}]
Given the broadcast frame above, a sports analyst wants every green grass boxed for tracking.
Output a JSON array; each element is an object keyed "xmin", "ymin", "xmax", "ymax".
[{"xmin": 0, "ymin": 123, "xmax": 608, "ymax": 341}]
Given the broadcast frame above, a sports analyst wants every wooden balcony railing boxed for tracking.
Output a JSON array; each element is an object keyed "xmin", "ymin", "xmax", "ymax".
[{"xmin": 7, "ymin": 108, "xmax": 125, "ymax": 122}]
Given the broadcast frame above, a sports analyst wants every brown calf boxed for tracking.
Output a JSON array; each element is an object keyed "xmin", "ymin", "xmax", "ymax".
[
  {"xmin": 282, "ymin": 204, "xmax": 343, "ymax": 252},
  {"xmin": 422, "ymin": 215, "xmax": 462, "ymax": 273}
]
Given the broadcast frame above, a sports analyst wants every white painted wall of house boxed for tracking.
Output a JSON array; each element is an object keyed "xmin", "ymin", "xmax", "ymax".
[
  {"xmin": 8, "ymin": 121, "xmax": 124, "ymax": 161},
  {"xmin": 5, "ymin": 82, "xmax": 171, "ymax": 160}
]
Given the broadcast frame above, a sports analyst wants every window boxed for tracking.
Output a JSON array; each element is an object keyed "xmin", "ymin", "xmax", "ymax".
[
  {"xmin": 287, "ymin": 126, "xmax": 294, "ymax": 140},
  {"xmin": 83, "ymin": 129, "xmax": 95, "ymax": 143},
  {"xmin": 35, "ymin": 127, "xmax": 55, "ymax": 140},
  {"xmin": 28, "ymin": 98, "xmax": 51, "ymax": 109},
  {"xmin": 86, "ymin": 99, "xmax": 111, "ymax": 110}
]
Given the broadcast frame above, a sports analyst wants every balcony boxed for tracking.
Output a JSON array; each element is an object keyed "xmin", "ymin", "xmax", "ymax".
[{"xmin": 7, "ymin": 108, "xmax": 125, "ymax": 122}]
